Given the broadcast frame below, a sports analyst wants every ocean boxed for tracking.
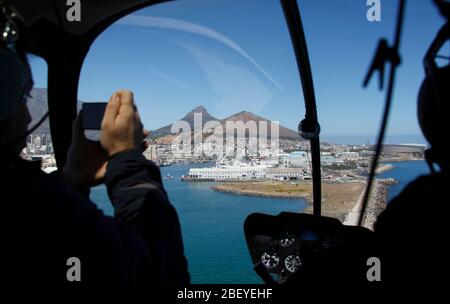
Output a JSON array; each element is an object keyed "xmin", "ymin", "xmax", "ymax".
[
  {"xmin": 90, "ymin": 160, "xmax": 430, "ymax": 283},
  {"xmin": 378, "ymin": 160, "xmax": 430, "ymax": 201}
]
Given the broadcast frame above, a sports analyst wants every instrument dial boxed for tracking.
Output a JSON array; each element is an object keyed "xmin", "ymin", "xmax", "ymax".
[
  {"xmin": 280, "ymin": 237, "xmax": 296, "ymax": 247},
  {"xmin": 284, "ymin": 255, "xmax": 302, "ymax": 273},
  {"xmin": 261, "ymin": 252, "xmax": 280, "ymax": 269}
]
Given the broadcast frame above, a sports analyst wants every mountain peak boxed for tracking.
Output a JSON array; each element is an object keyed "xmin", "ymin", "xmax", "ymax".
[
  {"xmin": 190, "ymin": 105, "xmax": 208, "ymax": 113},
  {"xmin": 236, "ymin": 110, "xmax": 252, "ymax": 115},
  {"xmin": 151, "ymin": 105, "xmax": 219, "ymax": 137}
]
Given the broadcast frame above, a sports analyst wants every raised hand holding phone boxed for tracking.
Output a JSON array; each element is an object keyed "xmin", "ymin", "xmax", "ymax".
[
  {"xmin": 81, "ymin": 102, "xmax": 107, "ymax": 130},
  {"xmin": 63, "ymin": 90, "xmax": 148, "ymax": 191},
  {"xmin": 100, "ymin": 90, "xmax": 144, "ymax": 157}
]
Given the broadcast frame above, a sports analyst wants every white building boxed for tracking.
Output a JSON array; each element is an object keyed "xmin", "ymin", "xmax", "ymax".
[
  {"xmin": 265, "ymin": 168, "xmax": 304, "ymax": 180},
  {"xmin": 321, "ymin": 155, "xmax": 344, "ymax": 166},
  {"xmin": 143, "ymin": 144, "xmax": 157, "ymax": 161},
  {"xmin": 185, "ymin": 166, "xmax": 304, "ymax": 181},
  {"xmin": 335, "ymin": 152, "xmax": 360, "ymax": 159},
  {"xmin": 288, "ymin": 151, "xmax": 310, "ymax": 168},
  {"xmin": 187, "ymin": 165, "xmax": 266, "ymax": 181}
]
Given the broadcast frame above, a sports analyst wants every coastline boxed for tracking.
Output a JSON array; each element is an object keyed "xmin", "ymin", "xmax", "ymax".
[
  {"xmin": 211, "ymin": 182, "xmax": 311, "ymax": 199},
  {"xmin": 343, "ymin": 179, "xmax": 388, "ymax": 230},
  {"xmin": 213, "ymin": 181, "xmax": 367, "ymax": 222},
  {"xmin": 302, "ymin": 182, "xmax": 366, "ymax": 222},
  {"xmin": 374, "ymin": 163, "xmax": 394, "ymax": 174},
  {"xmin": 361, "ymin": 180, "xmax": 388, "ymax": 230},
  {"xmin": 212, "ymin": 179, "xmax": 388, "ymax": 226}
]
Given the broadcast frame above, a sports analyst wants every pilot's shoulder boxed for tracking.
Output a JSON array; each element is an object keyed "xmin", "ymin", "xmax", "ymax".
[
  {"xmin": 382, "ymin": 171, "xmax": 449, "ymax": 219},
  {"xmin": 402, "ymin": 172, "xmax": 449, "ymax": 196}
]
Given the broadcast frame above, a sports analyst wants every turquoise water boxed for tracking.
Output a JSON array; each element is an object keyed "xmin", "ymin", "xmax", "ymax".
[
  {"xmin": 90, "ymin": 163, "xmax": 307, "ymax": 283},
  {"xmin": 89, "ymin": 160, "xmax": 430, "ymax": 283},
  {"xmin": 378, "ymin": 160, "xmax": 430, "ymax": 201}
]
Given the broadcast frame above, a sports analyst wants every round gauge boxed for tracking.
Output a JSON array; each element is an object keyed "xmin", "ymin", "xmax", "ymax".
[
  {"xmin": 280, "ymin": 237, "xmax": 296, "ymax": 247},
  {"xmin": 261, "ymin": 252, "xmax": 280, "ymax": 269},
  {"xmin": 284, "ymin": 255, "xmax": 302, "ymax": 273}
]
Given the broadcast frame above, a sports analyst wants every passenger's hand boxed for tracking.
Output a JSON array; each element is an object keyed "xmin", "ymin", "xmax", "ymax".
[
  {"xmin": 101, "ymin": 90, "xmax": 144, "ymax": 156},
  {"xmin": 62, "ymin": 114, "xmax": 108, "ymax": 191}
]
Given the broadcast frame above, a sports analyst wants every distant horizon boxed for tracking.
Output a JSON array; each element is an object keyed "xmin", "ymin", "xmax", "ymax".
[
  {"xmin": 28, "ymin": 87, "xmax": 426, "ymax": 146},
  {"xmin": 27, "ymin": 0, "xmax": 441, "ymax": 149},
  {"xmin": 321, "ymin": 134, "xmax": 428, "ymax": 146}
]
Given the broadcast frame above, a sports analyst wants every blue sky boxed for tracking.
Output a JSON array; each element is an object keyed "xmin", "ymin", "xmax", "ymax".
[{"xmin": 29, "ymin": 0, "xmax": 445, "ymax": 144}]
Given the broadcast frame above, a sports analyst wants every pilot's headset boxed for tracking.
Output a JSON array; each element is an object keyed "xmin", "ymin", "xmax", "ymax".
[
  {"xmin": 418, "ymin": 14, "xmax": 450, "ymax": 173},
  {"xmin": 0, "ymin": 0, "xmax": 32, "ymax": 121},
  {"xmin": 0, "ymin": 0, "xmax": 35, "ymax": 145}
]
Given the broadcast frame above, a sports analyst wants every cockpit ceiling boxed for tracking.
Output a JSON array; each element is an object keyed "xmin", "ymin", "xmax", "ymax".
[{"xmin": 8, "ymin": 0, "xmax": 169, "ymax": 35}]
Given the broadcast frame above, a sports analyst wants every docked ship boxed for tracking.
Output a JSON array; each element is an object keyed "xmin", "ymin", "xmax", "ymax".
[{"xmin": 181, "ymin": 159, "xmax": 307, "ymax": 182}]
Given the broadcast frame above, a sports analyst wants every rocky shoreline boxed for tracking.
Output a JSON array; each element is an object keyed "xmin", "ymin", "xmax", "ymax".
[
  {"xmin": 210, "ymin": 186, "xmax": 309, "ymax": 199},
  {"xmin": 374, "ymin": 163, "xmax": 394, "ymax": 174},
  {"xmin": 343, "ymin": 179, "xmax": 388, "ymax": 230},
  {"xmin": 211, "ymin": 184, "xmax": 310, "ymax": 199},
  {"xmin": 360, "ymin": 180, "xmax": 388, "ymax": 230},
  {"xmin": 212, "ymin": 179, "xmax": 389, "ymax": 228},
  {"xmin": 213, "ymin": 181, "xmax": 367, "ymax": 222}
]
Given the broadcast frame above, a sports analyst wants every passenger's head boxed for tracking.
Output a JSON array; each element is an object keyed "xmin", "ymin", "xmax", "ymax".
[
  {"xmin": 0, "ymin": 0, "xmax": 33, "ymax": 156},
  {"xmin": 417, "ymin": 64, "xmax": 450, "ymax": 171}
]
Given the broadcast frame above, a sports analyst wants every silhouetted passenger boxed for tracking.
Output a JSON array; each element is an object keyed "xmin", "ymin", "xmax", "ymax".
[
  {"xmin": 372, "ymin": 65, "xmax": 450, "ymax": 284},
  {"xmin": 285, "ymin": 29, "xmax": 450, "ymax": 289},
  {"xmin": 0, "ymin": 1, "xmax": 189, "ymax": 287}
]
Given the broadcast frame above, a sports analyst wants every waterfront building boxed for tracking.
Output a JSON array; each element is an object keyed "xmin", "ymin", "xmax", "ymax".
[
  {"xmin": 265, "ymin": 168, "xmax": 304, "ymax": 180},
  {"xmin": 335, "ymin": 152, "xmax": 360, "ymax": 159},
  {"xmin": 321, "ymin": 155, "xmax": 344, "ymax": 166},
  {"xmin": 143, "ymin": 144, "xmax": 157, "ymax": 161},
  {"xmin": 288, "ymin": 151, "xmax": 310, "ymax": 168},
  {"xmin": 369, "ymin": 143, "xmax": 427, "ymax": 154},
  {"xmin": 184, "ymin": 165, "xmax": 305, "ymax": 181}
]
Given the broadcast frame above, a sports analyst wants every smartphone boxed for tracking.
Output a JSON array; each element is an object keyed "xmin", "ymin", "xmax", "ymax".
[{"xmin": 81, "ymin": 102, "xmax": 107, "ymax": 130}]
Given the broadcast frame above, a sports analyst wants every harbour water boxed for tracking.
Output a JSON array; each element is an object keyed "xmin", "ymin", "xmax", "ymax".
[
  {"xmin": 379, "ymin": 160, "xmax": 430, "ymax": 201},
  {"xmin": 90, "ymin": 160, "xmax": 430, "ymax": 283}
]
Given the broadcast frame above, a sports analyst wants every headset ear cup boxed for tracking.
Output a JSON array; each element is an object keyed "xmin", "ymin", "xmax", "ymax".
[{"xmin": 418, "ymin": 65, "xmax": 450, "ymax": 149}]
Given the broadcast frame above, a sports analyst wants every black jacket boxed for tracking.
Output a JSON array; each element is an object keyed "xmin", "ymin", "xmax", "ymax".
[
  {"xmin": 1, "ymin": 150, "xmax": 190, "ymax": 287},
  {"xmin": 372, "ymin": 171, "xmax": 449, "ymax": 285}
]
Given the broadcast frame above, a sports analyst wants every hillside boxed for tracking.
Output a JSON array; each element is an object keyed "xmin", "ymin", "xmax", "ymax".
[
  {"xmin": 26, "ymin": 88, "xmax": 50, "ymax": 134},
  {"xmin": 220, "ymin": 111, "xmax": 300, "ymax": 140},
  {"xmin": 26, "ymin": 88, "xmax": 84, "ymax": 134},
  {"xmin": 150, "ymin": 107, "xmax": 301, "ymax": 141},
  {"xmin": 151, "ymin": 105, "xmax": 220, "ymax": 138},
  {"xmin": 26, "ymin": 90, "xmax": 301, "ymax": 141}
]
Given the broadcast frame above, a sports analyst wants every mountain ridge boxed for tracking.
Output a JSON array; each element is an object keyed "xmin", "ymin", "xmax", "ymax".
[
  {"xmin": 151, "ymin": 105, "xmax": 220, "ymax": 138},
  {"xmin": 26, "ymin": 88, "xmax": 301, "ymax": 141}
]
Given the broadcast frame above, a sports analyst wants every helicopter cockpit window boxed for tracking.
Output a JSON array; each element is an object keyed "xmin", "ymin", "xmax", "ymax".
[
  {"xmin": 75, "ymin": 0, "xmax": 439, "ymax": 283},
  {"xmin": 79, "ymin": 0, "xmax": 308, "ymax": 283},
  {"xmin": 22, "ymin": 56, "xmax": 55, "ymax": 172},
  {"xmin": 298, "ymin": 1, "xmax": 434, "ymax": 226},
  {"xmin": 434, "ymin": 42, "xmax": 450, "ymax": 68}
]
